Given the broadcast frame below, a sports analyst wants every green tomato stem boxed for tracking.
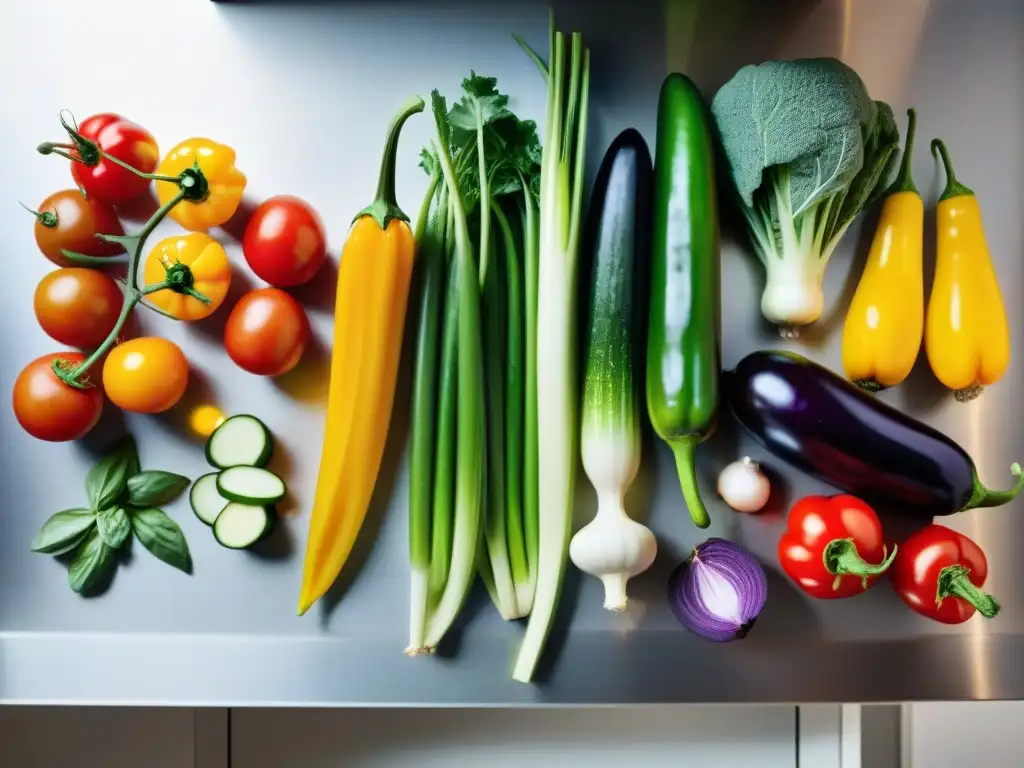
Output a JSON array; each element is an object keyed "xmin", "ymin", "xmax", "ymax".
[
  {"xmin": 20, "ymin": 201, "xmax": 58, "ymax": 227},
  {"xmin": 52, "ymin": 188, "xmax": 187, "ymax": 388}
]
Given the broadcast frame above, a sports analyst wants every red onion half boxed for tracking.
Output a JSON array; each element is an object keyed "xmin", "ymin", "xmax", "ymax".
[{"xmin": 668, "ymin": 538, "xmax": 768, "ymax": 642}]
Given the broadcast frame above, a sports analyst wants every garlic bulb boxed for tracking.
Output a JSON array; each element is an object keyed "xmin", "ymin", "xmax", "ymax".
[
  {"xmin": 717, "ymin": 457, "xmax": 771, "ymax": 513},
  {"xmin": 570, "ymin": 497, "xmax": 658, "ymax": 611}
]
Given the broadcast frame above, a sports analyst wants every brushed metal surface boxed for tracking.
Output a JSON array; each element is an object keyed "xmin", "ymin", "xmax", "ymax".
[{"xmin": 1, "ymin": 0, "xmax": 1022, "ymax": 704}]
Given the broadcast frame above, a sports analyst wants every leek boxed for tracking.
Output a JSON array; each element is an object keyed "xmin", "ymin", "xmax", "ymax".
[{"xmin": 512, "ymin": 18, "xmax": 590, "ymax": 683}]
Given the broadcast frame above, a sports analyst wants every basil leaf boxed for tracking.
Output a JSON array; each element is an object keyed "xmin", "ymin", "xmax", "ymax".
[
  {"xmin": 85, "ymin": 436, "xmax": 140, "ymax": 509},
  {"xmin": 68, "ymin": 529, "xmax": 115, "ymax": 594},
  {"xmin": 30, "ymin": 508, "xmax": 96, "ymax": 554},
  {"xmin": 130, "ymin": 508, "xmax": 192, "ymax": 574},
  {"xmin": 96, "ymin": 506, "xmax": 131, "ymax": 549},
  {"xmin": 126, "ymin": 471, "xmax": 191, "ymax": 507}
]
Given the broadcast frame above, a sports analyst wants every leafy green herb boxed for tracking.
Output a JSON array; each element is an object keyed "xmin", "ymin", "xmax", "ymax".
[
  {"xmin": 97, "ymin": 506, "xmax": 131, "ymax": 549},
  {"xmin": 30, "ymin": 508, "xmax": 96, "ymax": 555},
  {"xmin": 85, "ymin": 436, "xmax": 139, "ymax": 509},
  {"xmin": 130, "ymin": 508, "xmax": 192, "ymax": 574},
  {"xmin": 127, "ymin": 471, "xmax": 191, "ymax": 507},
  {"xmin": 68, "ymin": 529, "xmax": 115, "ymax": 595},
  {"xmin": 31, "ymin": 434, "xmax": 193, "ymax": 595}
]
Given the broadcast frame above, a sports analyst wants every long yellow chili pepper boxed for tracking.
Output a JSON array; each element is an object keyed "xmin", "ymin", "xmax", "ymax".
[
  {"xmin": 297, "ymin": 96, "xmax": 424, "ymax": 615},
  {"xmin": 925, "ymin": 138, "xmax": 1011, "ymax": 401},
  {"xmin": 842, "ymin": 109, "xmax": 923, "ymax": 391}
]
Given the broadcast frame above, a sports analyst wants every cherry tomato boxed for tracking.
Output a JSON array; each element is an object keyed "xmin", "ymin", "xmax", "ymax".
[
  {"xmin": 27, "ymin": 189, "xmax": 124, "ymax": 267},
  {"xmin": 71, "ymin": 113, "xmax": 159, "ymax": 204},
  {"xmin": 224, "ymin": 288, "xmax": 309, "ymax": 376},
  {"xmin": 34, "ymin": 268, "xmax": 124, "ymax": 348},
  {"xmin": 242, "ymin": 196, "xmax": 326, "ymax": 287},
  {"xmin": 12, "ymin": 352, "xmax": 103, "ymax": 442},
  {"xmin": 102, "ymin": 338, "xmax": 189, "ymax": 414}
]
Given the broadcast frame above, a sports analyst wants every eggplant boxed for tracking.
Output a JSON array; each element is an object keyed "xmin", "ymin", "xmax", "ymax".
[{"xmin": 722, "ymin": 351, "xmax": 1022, "ymax": 516}]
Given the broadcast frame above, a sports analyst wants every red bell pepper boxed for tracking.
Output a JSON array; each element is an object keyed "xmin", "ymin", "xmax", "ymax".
[
  {"xmin": 778, "ymin": 495, "xmax": 896, "ymax": 599},
  {"xmin": 890, "ymin": 524, "xmax": 999, "ymax": 624},
  {"xmin": 68, "ymin": 113, "xmax": 160, "ymax": 204}
]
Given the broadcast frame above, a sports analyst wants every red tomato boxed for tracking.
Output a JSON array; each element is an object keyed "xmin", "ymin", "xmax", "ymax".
[
  {"xmin": 28, "ymin": 189, "xmax": 124, "ymax": 267},
  {"xmin": 242, "ymin": 196, "xmax": 327, "ymax": 287},
  {"xmin": 34, "ymin": 268, "xmax": 124, "ymax": 348},
  {"xmin": 224, "ymin": 288, "xmax": 309, "ymax": 376},
  {"xmin": 12, "ymin": 352, "xmax": 103, "ymax": 442},
  {"xmin": 70, "ymin": 113, "xmax": 159, "ymax": 204}
]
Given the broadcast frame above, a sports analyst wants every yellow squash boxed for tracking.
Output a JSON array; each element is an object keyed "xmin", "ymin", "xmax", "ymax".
[
  {"xmin": 298, "ymin": 96, "xmax": 424, "ymax": 615},
  {"xmin": 842, "ymin": 109, "xmax": 923, "ymax": 391},
  {"xmin": 925, "ymin": 138, "xmax": 1011, "ymax": 400}
]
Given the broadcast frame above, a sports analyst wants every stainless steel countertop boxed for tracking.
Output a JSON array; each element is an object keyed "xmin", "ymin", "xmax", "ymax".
[{"xmin": 2, "ymin": 0, "xmax": 1022, "ymax": 705}]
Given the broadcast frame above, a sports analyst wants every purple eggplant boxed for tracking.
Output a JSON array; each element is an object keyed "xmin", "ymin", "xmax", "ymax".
[{"xmin": 722, "ymin": 351, "xmax": 1022, "ymax": 516}]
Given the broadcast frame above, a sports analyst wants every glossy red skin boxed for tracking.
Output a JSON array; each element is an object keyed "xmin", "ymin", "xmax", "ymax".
[
  {"xmin": 778, "ymin": 495, "xmax": 890, "ymax": 599},
  {"xmin": 12, "ymin": 352, "xmax": 103, "ymax": 442},
  {"xmin": 224, "ymin": 288, "xmax": 309, "ymax": 377},
  {"xmin": 242, "ymin": 195, "xmax": 327, "ymax": 287},
  {"xmin": 70, "ymin": 113, "xmax": 159, "ymax": 204},
  {"xmin": 32, "ymin": 189, "xmax": 124, "ymax": 266},
  {"xmin": 891, "ymin": 524, "xmax": 989, "ymax": 624},
  {"xmin": 34, "ymin": 268, "xmax": 124, "ymax": 348}
]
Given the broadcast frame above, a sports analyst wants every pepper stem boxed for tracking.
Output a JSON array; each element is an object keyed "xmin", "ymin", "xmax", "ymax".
[
  {"xmin": 964, "ymin": 463, "xmax": 1024, "ymax": 510},
  {"xmin": 937, "ymin": 563, "xmax": 1000, "ymax": 618},
  {"xmin": 670, "ymin": 438, "xmax": 710, "ymax": 529},
  {"xmin": 931, "ymin": 139, "xmax": 974, "ymax": 201},
  {"xmin": 888, "ymin": 108, "xmax": 918, "ymax": 196},
  {"xmin": 19, "ymin": 201, "xmax": 58, "ymax": 228},
  {"xmin": 855, "ymin": 378, "xmax": 884, "ymax": 394},
  {"xmin": 823, "ymin": 538, "xmax": 897, "ymax": 591},
  {"xmin": 356, "ymin": 95, "xmax": 426, "ymax": 230}
]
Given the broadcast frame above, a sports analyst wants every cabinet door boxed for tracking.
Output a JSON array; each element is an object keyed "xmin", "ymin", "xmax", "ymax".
[
  {"xmin": 232, "ymin": 706, "xmax": 798, "ymax": 768},
  {"xmin": 0, "ymin": 707, "xmax": 196, "ymax": 768}
]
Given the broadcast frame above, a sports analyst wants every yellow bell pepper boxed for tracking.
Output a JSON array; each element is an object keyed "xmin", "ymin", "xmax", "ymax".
[
  {"xmin": 143, "ymin": 233, "xmax": 232, "ymax": 321},
  {"xmin": 298, "ymin": 96, "xmax": 424, "ymax": 615},
  {"xmin": 842, "ymin": 109, "xmax": 923, "ymax": 391},
  {"xmin": 925, "ymin": 138, "xmax": 1011, "ymax": 400},
  {"xmin": 155, "ymin": 138, "xmax": 246, "ymax": 231}
]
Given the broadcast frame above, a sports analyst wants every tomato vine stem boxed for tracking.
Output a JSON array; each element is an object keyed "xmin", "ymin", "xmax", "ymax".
[{"xmin": 35, "ymin": 111, "xmax": 216, "ymax": 389}]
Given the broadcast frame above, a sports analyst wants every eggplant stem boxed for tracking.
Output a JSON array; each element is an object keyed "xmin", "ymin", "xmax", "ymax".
[{"xmin": 964, "ymin": 462, "xmax": 1023, "ymax": 510}]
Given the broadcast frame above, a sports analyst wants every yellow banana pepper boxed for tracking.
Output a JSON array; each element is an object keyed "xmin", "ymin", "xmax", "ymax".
[
  {"xmin": 298, "ymin": 96, "xmax": 424, "ymax": 615},
  {"xmin": 925, "ymin": 138, "xmax": 1011, "ymax": 401},
  {"xmin": 155, "ymin": 138, "xmax": 246, "ymax": 231},
  {"xmin": 842, "ymin": 109, "xmax": 923, "ymax": 391}
]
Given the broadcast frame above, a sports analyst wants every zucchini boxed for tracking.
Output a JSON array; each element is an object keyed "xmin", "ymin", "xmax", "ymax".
[
  {"xmin": 216, "ymin": 466, "xmax": 286, "ymax": 505},
  {"xmin": 645, "ymin": 73, "xmax": 721, "ymax": 529},
  {"xmin": 190, "ymin": 472, "xmax": 229, "ymax": 526},
  {"xmin": 213, "ymin": 502, "xmax": 276, "ymax": 549},
  {"xmin": 205, "ymin": 415, "xmax": 274, "ymax": 469}
]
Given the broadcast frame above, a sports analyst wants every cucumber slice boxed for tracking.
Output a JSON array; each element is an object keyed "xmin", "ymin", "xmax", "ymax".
[
  {"xmin": 206, "ymin": 415, "xmax": 274, "ymax": 469},
  {"xmin": 213, "ymin": 503, "xmax": 276, "ymax": 549},
  {"xmin": 216, "ymin": 466, "xmax": 286, "ymax": 505},
  {"xmin": 190, "ymin": 473, "xmax": 229, "ymax": 526}
]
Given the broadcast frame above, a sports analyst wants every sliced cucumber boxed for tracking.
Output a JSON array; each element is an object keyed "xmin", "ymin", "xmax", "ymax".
[
  {"xmin": 190, "ymin": 473, "xmax": 229, "ymax": 526},
  {"xmin": 213, "ymin": 503, "xmax": 276, "ymax": 549},
  {"xmin": 206, "ymin": 415, "xmax": 274, "ymax": 469},
  {"xmin": 216, "ymin": 466, "xmax": 286, "ymax": 505}
]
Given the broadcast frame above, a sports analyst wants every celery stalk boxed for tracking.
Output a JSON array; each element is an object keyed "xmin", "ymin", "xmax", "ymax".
[{"xmin": 512, "ymin": 20, "xmax": 590, "ymax": 683}]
